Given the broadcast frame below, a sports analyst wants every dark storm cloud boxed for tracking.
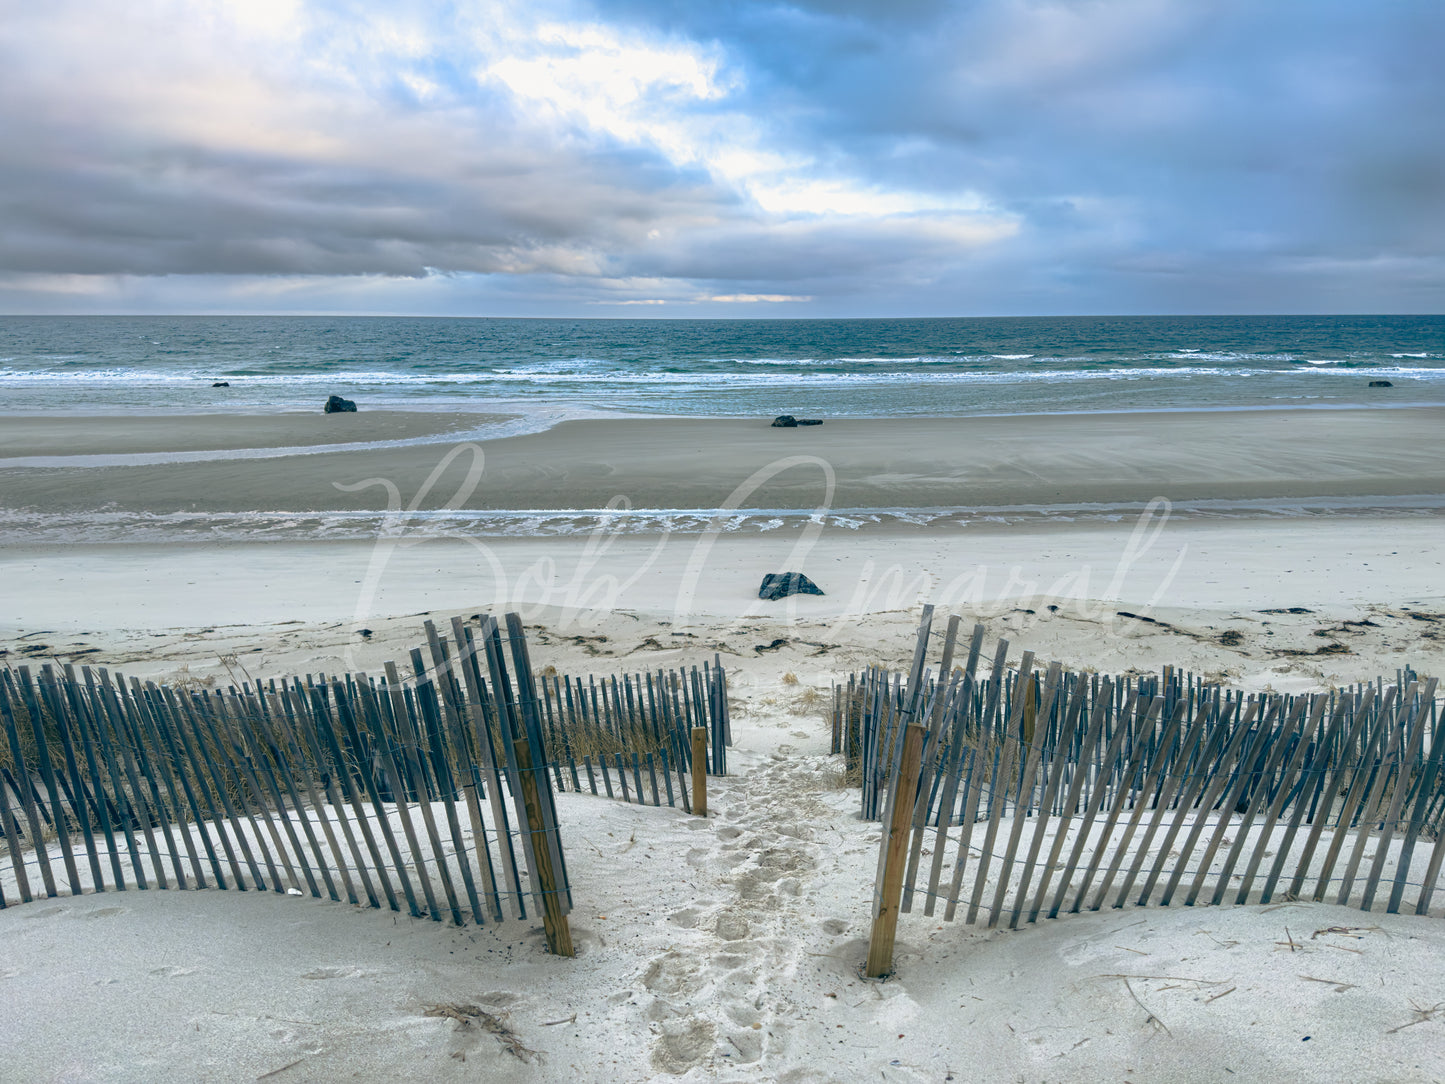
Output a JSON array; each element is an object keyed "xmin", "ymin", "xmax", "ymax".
[
  {"xmin": 590, "ymin": 0, "xmax": 1445, "ymax": 305},
  {"xmin": 0, "ymin": 138, "xmax": 721, "ymax": 277}
]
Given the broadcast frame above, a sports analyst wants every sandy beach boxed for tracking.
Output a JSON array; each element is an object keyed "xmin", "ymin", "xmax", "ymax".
[
  {"xmin": 3, "ymin": 406, "xmax": 1443, "ymax": 684},
  {"xmin": 7, "ymin": 0, "xmax": 1444, "ymax": 1073},
  {"xmin": 3, "ymin": 408, "xmax": 1444, "ymax": 515},
  {"xmin": 2, "ymin": 406, "xmax": 1444, "ymax": 1082}
]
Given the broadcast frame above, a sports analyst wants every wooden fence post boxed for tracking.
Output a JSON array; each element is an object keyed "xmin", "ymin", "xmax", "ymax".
[
  {"xmin": 691, "ymin": 726, "xmax": 708, "ymax": 817},
  {"xmin": 866, "ymin": 723, "xmax": 926, "ymax": 979},
  {"xmin": 513, "ymin": 738, "xmax": 574, "ymax": 957}
]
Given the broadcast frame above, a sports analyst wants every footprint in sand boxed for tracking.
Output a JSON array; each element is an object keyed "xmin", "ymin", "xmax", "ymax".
[
  {"xmin": 734, "ymin": 869, "xmax": 782, "ymax": 903},
  {"xmin": 714, "ymin": 912, "xmax": 750, "ymax": 941},
  {"xmin": 725, "ymin": 1026, "xmax": 764, "ymax": 1063},
  {"xmin": 642, "ymin": 952, "xmax": 696, "ymax": 996},
  {"xmin": 650, "ymin": 1017, "xmax": 716, "ymax": 1073},
  {"xmin": 667, "ymin": 906, "xmax": 704, "ymax": 928}
]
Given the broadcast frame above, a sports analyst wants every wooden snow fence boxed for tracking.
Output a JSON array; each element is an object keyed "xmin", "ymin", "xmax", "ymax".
[
  {"xmin": 857, "ymin": 606, "xmax": 1445, "ymax": 977},
  {"xmin": 531, "ymin": 654, "xmax": 731, "ymax": 813},
  {"xmin": 0, "ymin": 614, "xmax": 593, "ymax": 955}
]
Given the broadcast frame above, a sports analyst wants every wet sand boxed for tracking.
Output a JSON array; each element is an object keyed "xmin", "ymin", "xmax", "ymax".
[
  {"xmin": 2, "ymin": 408, "xmax": 1443, "ymax": 515},
  {"xmin": 0, "ymin": 409, "xmax": 511, "ymax": 457}
]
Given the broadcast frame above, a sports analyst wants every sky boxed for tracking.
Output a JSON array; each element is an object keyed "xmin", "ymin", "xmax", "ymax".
[{"xmin": 0, "ymin": 0, "xmax": 1441, "ymax": 317}]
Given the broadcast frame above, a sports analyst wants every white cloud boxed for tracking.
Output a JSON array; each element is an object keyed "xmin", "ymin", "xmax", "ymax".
[
  {"xmin": 475, "ymin": 14, "xmax": 1008, "ymax": 226},
  {"xmin": 746, "ymin": 179, "xmax": 988, "ymax": 218},
  {"xmin": 699, "ymin": 293, "xmax": 813, "ymax": 303}
]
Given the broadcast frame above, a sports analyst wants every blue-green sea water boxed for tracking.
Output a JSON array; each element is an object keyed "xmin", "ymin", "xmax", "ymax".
[{"xmin": 1, "ymin": 314, "xmax": 1442, "ymax": 418}]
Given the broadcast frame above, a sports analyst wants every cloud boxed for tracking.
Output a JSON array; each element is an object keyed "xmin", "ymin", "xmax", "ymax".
[
  {"xmin": 0, "ymin": 0, "xmax": 1441, "ymax": 314},
  {"xmin": 699, "ymin": 294, "xmax": 812, "ymax": 303}
]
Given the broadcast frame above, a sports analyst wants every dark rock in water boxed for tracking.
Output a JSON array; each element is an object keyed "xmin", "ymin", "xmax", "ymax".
[
  {"xmin": 211, "ymin": 381, "xmax": 230, "ymax": 387},
  {"xmin": 771, "ymin": 415, "xmax": 798, "ymax": 427},
  {"xmin": 1368, "ymin": 380, "xmax": 1393, "ymax": 388},
  {"xmin": 324, "ymin": 394, "xmax": 358, "ymax": 413},
  {"xmin": 758, "ymin": 572, "xmax": 824, "ymax": 600},
  {"xmin": 797, "ymin": 418, "xmax": 823, "ymax": 425}
]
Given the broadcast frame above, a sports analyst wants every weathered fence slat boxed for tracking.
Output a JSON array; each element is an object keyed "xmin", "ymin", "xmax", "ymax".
[
  {"xmin": 1, "ymin": 613, "xmax": 735, "ymax": 959},
  {"xmin": 851, "ymin": 611, "xmax": 1445, "ymax": 976}
]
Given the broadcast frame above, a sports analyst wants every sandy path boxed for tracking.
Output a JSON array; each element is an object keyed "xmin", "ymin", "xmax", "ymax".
[{"xmin": 642, "ymin": 742, "xmax": 847, "ymax": 1072}]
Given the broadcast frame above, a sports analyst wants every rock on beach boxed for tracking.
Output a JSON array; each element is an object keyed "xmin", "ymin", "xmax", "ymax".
[{"xmin": 758, "ymin": 572, "xmax": 825, "ymax": 600}]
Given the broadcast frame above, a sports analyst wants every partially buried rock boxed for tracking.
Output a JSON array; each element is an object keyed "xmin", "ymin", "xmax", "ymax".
[
  {"xmin": 797, "ymin": 418, "xmax": 823, "ymax": 425},
  {"xmin": 211, "ymin": 381, "xmax": 230, "ymax": 387},
  {"xmin": 324, "ymin": 394, "xmax": 358, "ymax": 413},
  {"xmin": 771, "ymin": 415, "xmax": 798, "ymax": 427},
  {"xmin": 1368, "ymin": 380, "xmax": 1393, "ymax": 388},
  {"xmin": 758, "ymin": 572, "xmax": 824, "ymax": 600}
]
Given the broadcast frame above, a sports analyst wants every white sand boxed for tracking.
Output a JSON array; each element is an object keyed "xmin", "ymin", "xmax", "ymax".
[
  {"xmin": 3, "ymin": 408, "xmax": 1444, "ymax": 1081},
  {"xmin": 3, "ymin": 736, "xmax": 1444, "ymax": 1083},
  {"xmin": 3, "ymin": 516, "xmax": 1442, "ymax": 691}
]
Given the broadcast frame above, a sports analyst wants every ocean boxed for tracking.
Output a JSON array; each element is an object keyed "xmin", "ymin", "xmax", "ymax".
[{"xmin": 1, "ymin": 314, "xmax": 1442, "ymax": 419}]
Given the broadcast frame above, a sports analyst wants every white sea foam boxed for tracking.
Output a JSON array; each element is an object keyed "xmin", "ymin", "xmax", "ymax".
[
  {"xmin": 4, "ymin": 495, "xmax": 1442, "ymax": 545},
  {"xmin": 4, "ymin": 364, "xmax": 1442, "ymax": 398},
  {"xmin": 1159, "ymin": 351, "xmax": 1296, "ymax": 362}
]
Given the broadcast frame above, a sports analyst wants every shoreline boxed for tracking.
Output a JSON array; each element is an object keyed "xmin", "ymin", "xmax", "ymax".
[{"xmin": 4, "ymin": 398, "xmax": 1442, "ymax": 421}]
